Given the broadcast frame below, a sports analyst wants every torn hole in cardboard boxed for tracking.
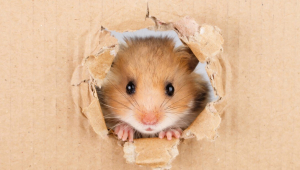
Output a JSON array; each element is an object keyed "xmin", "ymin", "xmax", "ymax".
[{"xmin": 71, "ymin": 16, "xmax": 228, "ymax": 169}]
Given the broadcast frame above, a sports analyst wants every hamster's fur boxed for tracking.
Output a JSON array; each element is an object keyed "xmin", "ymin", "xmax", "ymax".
[{"xmin": 97, "ymin": 36, "xmax": 209, "ymax": 141}]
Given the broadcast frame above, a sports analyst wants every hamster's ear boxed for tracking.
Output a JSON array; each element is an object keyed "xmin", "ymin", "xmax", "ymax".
[{"xmin": 174, "ymin": 46, "xmax": 199, "ymax": 72}]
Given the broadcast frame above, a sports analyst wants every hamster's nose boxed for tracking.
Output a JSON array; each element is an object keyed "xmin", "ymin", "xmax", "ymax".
[{"xmin": 141, "ymin": 113, "xmax": 158, "ymax": 125}]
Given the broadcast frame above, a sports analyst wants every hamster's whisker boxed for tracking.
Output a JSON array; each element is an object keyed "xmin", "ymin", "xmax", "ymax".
[
  {"xmin": 109, "ymin": 122, "xmax": 123, "ymax": 131},
  {"xmin": 129, "ymin": 94, "xmax": 141, "ymax": 108},
  {"xmin": 164, "ymin": 114, "xmax": 189, "ymax": 127},
  {"xmin": 107, "ymin": 79, "xmax": 142, "ymax": 112},
  {"xmin": 165, "ymin": 103, "xmax": 191, "ymax": 110},
  {"xmin": 107, "ymin": 79, "xmax": 136, "ymax": 106},
  {"xmin": 165, "ymin": 93, "xmax": 194, "ymax": 109},
  {"xmin": 161, "ymin": 84, "xmax": 185, "ymax": 109},
  {"xmin": 122, "ymin": 114, "xmax": 136, "ymax": 125},
  {"xmin": 99, "ymin": 102, "xmax": 129, "ymax": 111},
  {"xmin": 166, "ymin": 104, "xmax": 188, "ymax": 110},
  {"xmin": 163, "ymin": 114, "xmax": 189, "ymax": 127},
  {"xmin": 123, "ymin": 114, "xmax": 134, "ymax": 120},
  {"xmin": 159, "ymin": 95, "xmax": 168, "ymax": 109},
  {"xmin": 105, "ymin": 96, "xmax": 133, "ymax": 111},
  {"xmin": 103, "ymin": 117, "xmax": 117, "ymax": 119},
  {"xmin": 99, "ymin": 95, "xmax": 133, "ymax": 111},
  {"xmin": 165, "ymin": 105, "xmax": 189, "ymax": 111}
]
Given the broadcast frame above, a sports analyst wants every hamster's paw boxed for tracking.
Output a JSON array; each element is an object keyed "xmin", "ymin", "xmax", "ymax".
[
  {"xmin": 158, "ymin": 128, "xmax": 182, "ymax": 140},
  {"xmin": 114, "ymin": 123, "xmax": 134, "ymax": 142}
]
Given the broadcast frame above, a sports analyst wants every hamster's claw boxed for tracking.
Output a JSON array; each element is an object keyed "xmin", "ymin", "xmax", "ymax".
[
  {"xmin": 159, "ymin": 128, "xmax": 182, "ymax": 140},
  {"xmin": 114, "ymin": 124, "xmax": 134, "ymax": 142}
]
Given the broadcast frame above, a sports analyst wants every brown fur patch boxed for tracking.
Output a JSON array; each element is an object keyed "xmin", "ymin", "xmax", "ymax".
[{"xmin": 98, "ymin": 37, "xmax": 208, "ymax": 136}]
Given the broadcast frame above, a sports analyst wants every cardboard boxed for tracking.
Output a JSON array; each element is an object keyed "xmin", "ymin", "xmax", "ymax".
[
  {"xmin": 70, "ymin": 16, "xmax": 224, "ymax": 168},
  {"xmin": 1, "ymin": 0, "xmax": 300, "ymax": 169},
  {"xmin": 124, "ymin": 138, "xmax": 180, "ymax": 169}
]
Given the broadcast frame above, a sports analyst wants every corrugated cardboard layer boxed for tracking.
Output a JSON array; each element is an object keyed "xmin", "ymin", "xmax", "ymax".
[{"xmin": 0, "ymin": 0, "xmax": 300, "ymax": 169}]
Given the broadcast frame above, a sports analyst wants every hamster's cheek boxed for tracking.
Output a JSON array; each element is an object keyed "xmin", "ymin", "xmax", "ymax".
[
  {"xmin": 118, "ymin": 110, "xmax": 134, "ymax": 122},
  {"xmin": 159, "ymin": 112, "xmax": 184, "ymax": 129},
  {"xmin": 119, "ymin": 111, "xmax": 143, "ymax": 129}
]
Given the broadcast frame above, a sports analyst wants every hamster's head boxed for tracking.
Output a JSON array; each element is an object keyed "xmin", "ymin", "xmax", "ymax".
[{"xmin": 100, "ymin": 37, "xmax": 207, "ymax": 135}]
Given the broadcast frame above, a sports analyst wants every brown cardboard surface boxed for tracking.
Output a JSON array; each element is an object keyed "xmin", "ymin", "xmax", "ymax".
[
  {"xmin": 71, "ymin": 17, "xmax": 224, "ymax": 168},
  {"xmin": 1, "ymin": 0, "xmax": 300, "ymax": 170},
  {"xmin": 124, "ymin": 138, "xmax": 180, "ymax": 169}
]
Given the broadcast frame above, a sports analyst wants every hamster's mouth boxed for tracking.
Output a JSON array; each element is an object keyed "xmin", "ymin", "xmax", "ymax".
[
  {"xmin": 137, "ymin": 125, "xmax": 161, "ymax": 134},
  {"xmin": 145, "ymin": 128, "xmax": 153, "ymax": 131}
]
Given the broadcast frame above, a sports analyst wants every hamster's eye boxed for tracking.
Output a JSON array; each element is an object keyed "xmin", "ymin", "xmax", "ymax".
[
  {"xmin": 165, "ymin": 83, "xmax": 174, "ymax": 96},
  {"xmin": 126, "ymin": 81, "xmax": 135, "ymax": 95}
]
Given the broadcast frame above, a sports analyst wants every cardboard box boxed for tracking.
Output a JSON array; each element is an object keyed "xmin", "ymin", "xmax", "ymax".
[
  {"xmin": 71, "ymin": 19, "xmax": 225, "ymax": 169},
  {"xmin": 1, "ymin": 0, "xmax": 299, "ymax": 169}
]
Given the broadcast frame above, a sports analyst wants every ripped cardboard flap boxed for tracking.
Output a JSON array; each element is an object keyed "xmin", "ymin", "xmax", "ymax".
[
  {"xmin": 124, "ymin": 138, "xmax": 180, "ymax": 169},
  {"xmin": 71, "ymin": 16, "xmax": 228, "ymax": 169},
  {"xmin": 71, "ymin": 30, "xmax": 117, "ymax": 139}
]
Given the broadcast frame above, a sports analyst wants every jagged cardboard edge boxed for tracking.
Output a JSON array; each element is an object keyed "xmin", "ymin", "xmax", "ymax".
[
  {"xmin": 150, "ymin": 16, "xmax": 227, "ymax": 141},
  {"xmin": 71, "ymin": 16, "xmax": 228, "ymax": 170},
  {"xmin": 124, "ymin": 138, "xmax": 180, "ymax": 170},
  {"xmin": 71, "ymin": 30, "xmax": 118, "ymax": 139}
]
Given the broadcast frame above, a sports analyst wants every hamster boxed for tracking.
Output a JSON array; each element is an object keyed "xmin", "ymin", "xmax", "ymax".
[{"xmin": 97, "ymin": 36, "xmax": 209, "ymax": 142}]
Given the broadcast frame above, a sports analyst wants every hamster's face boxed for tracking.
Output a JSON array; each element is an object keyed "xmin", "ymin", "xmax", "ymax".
[{"xmin": 101, "ymin": 37, "xmax": 202, "ymax": 134}]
